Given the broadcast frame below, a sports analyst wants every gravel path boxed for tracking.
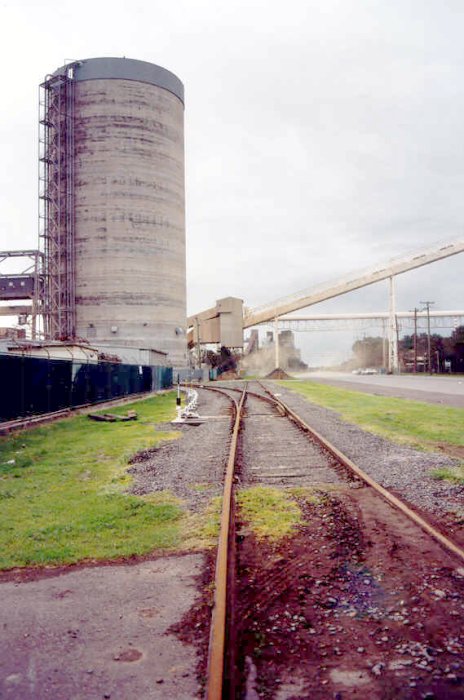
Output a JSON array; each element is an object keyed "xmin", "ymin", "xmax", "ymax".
[
  {"xmin": 129, "ymin": 388, "xmax": 232, "ymax": 511},
  {"xmin": 263, "ymin": 381, "xmax": 463, "ymax": 517}
]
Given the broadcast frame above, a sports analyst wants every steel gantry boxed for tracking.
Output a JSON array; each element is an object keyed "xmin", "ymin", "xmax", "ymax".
[
  {"xmin": 275, "ymin": 310, "xmax": 464, "ymax": 332},
  {"xmin": 0, "ymin": 250, "xmax": 44, "ymax": 337},
  {"xmin": 39, "ymin": 64, "xmax": 77, "ymax": 341}
]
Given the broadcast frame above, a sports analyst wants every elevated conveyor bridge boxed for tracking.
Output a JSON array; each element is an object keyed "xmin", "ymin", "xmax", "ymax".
[
  {"xmin": 189, "ymin": 237, "xmax": 464, "ymax": 372},
  {"xmin": 243, "ymin": 238, "xmax": 464, "ymax": 328}
]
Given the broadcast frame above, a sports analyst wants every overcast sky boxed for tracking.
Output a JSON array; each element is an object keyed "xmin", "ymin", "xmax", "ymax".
[{"xmin": 0, "ymin": 0, "xmax": 463, "ymax": 363}]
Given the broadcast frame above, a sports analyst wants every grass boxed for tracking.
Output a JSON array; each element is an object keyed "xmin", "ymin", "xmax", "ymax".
[
  {"xmin": 280, "ymin": 380, "xmax": 464, "ymax": 450},
  {"xmin": 0, "ymin": 392, "xmax": 183, "ymax": 569},
  {"xmin": 180, "ymin": 495, "xmax": 223, "ymax": 550},
  {"xmin": 181, "ymin": 487, "xmax": 325, "ymax": 550},
  {"xmin": 432, "ymin": 465, "xmax": 464, "ymax": 485},
  {"xmin": 237, "ymin": 486, "xmax": 303, "ymax": 541}
]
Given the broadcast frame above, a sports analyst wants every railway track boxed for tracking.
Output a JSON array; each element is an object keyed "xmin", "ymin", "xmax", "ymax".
[
  {"xmin": 202, "ymin": 380, "xmax": 464, "ymax": 700},
  {"xmin": 0, "ymin": 390, "xmax": 164, "ymax": 435}
]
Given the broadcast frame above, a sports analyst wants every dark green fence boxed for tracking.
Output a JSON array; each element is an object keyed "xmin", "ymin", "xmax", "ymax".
[{"xmin": 0, "ymin": 354, "xmax": 172, "ymax": 422}]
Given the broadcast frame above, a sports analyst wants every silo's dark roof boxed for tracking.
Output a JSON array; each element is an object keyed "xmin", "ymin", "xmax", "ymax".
[{"xmin": 52, "ymin": 57, "xmax": 184, "ymax": 104}]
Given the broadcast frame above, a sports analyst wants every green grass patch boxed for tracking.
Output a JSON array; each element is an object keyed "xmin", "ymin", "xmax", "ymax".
[
  {"xmin": 237, "ymin": 486, "xmax": 303, "ymax": 541},
  {"xmin": 432, "ymin": 465, "xmax": 464, "ymax": 484},
  {"xmin": 181, "ymin": 495, "xmax": 223, "ymax": 550},
  {"xmin": 280, "ymin": 380, "xmax": 464, "ymax": 451},
  {"xmin": 0, "ymin": 392, "xmax": 183, "ymax": 569}
]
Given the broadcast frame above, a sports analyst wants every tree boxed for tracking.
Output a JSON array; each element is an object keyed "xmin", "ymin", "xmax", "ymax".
[{"xmin": 400, "ymin": 327, "xmax": 464, "ymax": 373}]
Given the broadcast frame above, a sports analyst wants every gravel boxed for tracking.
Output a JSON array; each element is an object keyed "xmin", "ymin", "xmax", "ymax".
[
  {"xmin": 265, "ymin": 381, "xmax": 464, "ymax": 516},
  {"xmin": 129, "ymin": 380, "xmax": 463, "ymax": 518},
  {"xmin": 128, "ymin": 388, "xmax": 232, "ymax": 510},
  {"xmin": 241, "ymin": 394, "xmax": 343, "ymax": 487}
]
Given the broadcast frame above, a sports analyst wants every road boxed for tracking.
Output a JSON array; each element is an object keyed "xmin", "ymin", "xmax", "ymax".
[{"xmin": 296, "ymin": 371, "xmax": 464, "ymax": 407}]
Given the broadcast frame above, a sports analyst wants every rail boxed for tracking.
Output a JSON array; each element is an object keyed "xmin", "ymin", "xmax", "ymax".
[
  {"xmin": 200, "ymin": 385, "xmax": 245, "ymax": 700},
  {"xmin": 0, "ymin": 390, "xmax": 166, "ymax": 435},
  {"xmin": 202, "ymin": 379, "xmax": 464, "ymax": 698},
  {"xmin": 257, "ymin": 381, "xmax": 464, "ymax": 565}
]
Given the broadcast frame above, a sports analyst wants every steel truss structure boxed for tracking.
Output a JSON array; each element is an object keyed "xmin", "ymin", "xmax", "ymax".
[
  {"xmin": 39, "ymin": 65, "xmax": 77, "ymax": 340},
  {"xmin": 274, "ymin": 311, "xmax": 464, "ymax": 333},
  {"xmin": 0, "ymin": 250, "xmax": 44, "ymax": 337}
]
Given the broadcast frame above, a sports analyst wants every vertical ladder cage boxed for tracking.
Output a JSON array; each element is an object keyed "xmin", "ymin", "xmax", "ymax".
[{"xmin": 38, "ymin": 65, "xmax": 76, "ymax": 341}]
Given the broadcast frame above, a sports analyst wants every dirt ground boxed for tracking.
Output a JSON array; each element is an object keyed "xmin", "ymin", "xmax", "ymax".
[
  {"xmin": 0, "ymin": 554, "xmax": 204, "ymax": 700},
  {"xmin": 235, "ymin": 486, "xmax": 464, "ymax": 699}
]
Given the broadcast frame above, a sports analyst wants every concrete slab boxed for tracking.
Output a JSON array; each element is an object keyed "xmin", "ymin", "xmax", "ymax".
[{"xmin": 0, "ymin": 554, "xmax": 204, "ymax": 699}]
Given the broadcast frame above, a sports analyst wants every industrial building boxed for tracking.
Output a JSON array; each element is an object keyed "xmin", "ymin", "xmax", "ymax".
[
  {"xmin": 1, "ymin": 57, "xmax": 187, "ymax": 367},
  {"xmin": 1, "ymin": 57, "xmax": 463, "ymax": 376}
]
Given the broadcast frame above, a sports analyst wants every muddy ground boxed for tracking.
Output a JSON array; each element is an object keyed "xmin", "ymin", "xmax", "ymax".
[{"xmin": 235, "ymin": 486, "xmax": 464, "ymax": 699}]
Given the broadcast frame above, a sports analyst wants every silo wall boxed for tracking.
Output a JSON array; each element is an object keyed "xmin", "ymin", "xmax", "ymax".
[{"xmin": 60, "ymin": 58, "xmax": 186, "ymax": 365}]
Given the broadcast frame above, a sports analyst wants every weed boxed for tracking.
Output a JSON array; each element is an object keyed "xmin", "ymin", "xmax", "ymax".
[
  {"xmin": 432, "ymin": 465, "xmax": 464, "ymax": 484},
  {"xmin": 288, "ymin": 486, "xmax": 323, "ymax": 504},
  {"xmin": 180, "ymin": 496, "xmax": 223, "ymax": 550},
  {"xmin": 237, "ymin": 486, "xmax": 302, "ymax": 541}
]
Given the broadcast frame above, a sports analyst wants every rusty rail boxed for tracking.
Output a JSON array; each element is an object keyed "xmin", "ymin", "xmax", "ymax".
[
  {"xmin": 205, "ymin": 385, "xmax": 246, "ymax": 700},
  {"xmin": 0, "ymin": 390, "xmax": 164, "ymax": 435},
  {"xmin": 258, "ymin": 381, "xmax": 464, "ymax": 566},
  {"xmin": 201, "ymin": 378, "xmax": 464, "ymax": 696}
]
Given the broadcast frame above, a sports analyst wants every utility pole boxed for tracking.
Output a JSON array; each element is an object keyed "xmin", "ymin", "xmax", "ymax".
[
  {"xmin": 411, "ymin": 307, "xmax": 419, "ymax": 373},
  {"xmin": 382, "ymin": 319, "xmax": 387, "ymax": 369},
  {"xmin": 420, "ymin": 301, "xmax": 434, "ymax": 374},
  {"xmin": 388, "ymin": 277, "xmax": 399, "ymax": 373},
  {"xmin": 274, "ymin": 316, "xmax": 280, "ymax": 369},
  {"xmin": 195, "ymin": 316, "xmax": 201, "ymax": 369}
]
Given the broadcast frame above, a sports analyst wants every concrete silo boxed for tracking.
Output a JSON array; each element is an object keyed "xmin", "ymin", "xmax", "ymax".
[{"xmin": 39, "ymin": 57, "xmax": 186, "ymax": 365}]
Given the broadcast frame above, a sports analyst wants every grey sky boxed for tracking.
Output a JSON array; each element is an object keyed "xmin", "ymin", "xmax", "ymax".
[{"xmin": 0, "ymin": 0, "xmax": 463, "ymax": 362}]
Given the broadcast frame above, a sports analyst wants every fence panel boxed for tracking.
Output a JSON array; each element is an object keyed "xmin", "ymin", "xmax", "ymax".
[{"xmin": 0, "ymin": 354, "xmax": 172, "ymax": 422}]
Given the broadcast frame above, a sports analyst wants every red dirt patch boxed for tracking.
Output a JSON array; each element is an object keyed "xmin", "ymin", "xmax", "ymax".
[
  {"xmin": 435, "ymin": 443, "xmax": 464, "ymax": 460},
  {"xmin": 235, "ymin": 489, "xmax": 464, "ymax": 699}
]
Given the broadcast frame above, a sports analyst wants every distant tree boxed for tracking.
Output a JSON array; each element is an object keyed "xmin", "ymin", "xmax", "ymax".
[
  {"xmin": 449, "ymin": 325, "xmax": 464, "ymax": 372},
  {"xmin": 401, "ymin": 334, "xmax": 414, "ymax": 350},
  {"xmin": 452, "ymin": 325, "xmax": 464, "ymax": 344},
  {"xmin": 400, "ymin": 327, "xmax": 464, "ymax": 372},
  {"xmin": 351, "ymin": 326, "xmax": 464, "ymax": 374}
]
